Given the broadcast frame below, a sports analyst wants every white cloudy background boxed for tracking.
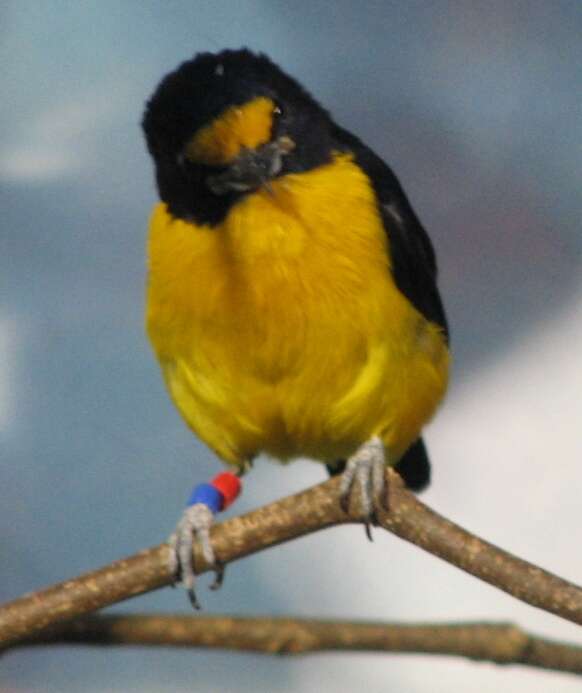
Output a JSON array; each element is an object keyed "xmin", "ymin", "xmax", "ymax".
[{"xmin": 1, "ymin": 2, "xmax": 581, "ymax": 692}]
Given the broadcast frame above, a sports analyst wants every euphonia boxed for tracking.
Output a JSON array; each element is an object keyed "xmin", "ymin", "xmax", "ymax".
[{"xmin": 142, "ymin": 49, "xmax": 450, "ymax": 607}]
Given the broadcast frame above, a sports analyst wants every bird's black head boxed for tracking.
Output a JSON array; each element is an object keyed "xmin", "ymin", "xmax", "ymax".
[{"xmin": 142, "ymin": 49, "xmax": 335, "ymax": 225}]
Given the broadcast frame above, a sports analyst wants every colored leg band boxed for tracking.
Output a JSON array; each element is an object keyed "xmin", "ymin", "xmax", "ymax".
[
  {"xmin": 187, "ymin": 472, "xmax": 242, "ymax": 514},
  {"xmin": 187, "ymin": 483, "xmax": 223, "ymax": 514},
  {"xmin": 211, "ymin": 472, "xmax": 241, "ymax": 509}
]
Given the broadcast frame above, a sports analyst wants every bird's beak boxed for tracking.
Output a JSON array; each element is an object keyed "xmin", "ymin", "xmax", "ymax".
[{"xmin": 206, "ymin": 136, "xmax": 295, "ymax": 195}]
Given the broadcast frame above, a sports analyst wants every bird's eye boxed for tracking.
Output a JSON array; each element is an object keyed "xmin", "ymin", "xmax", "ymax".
[{"xmin": 273, "ymin": 104, "xmax": 283, "ymax": 118}]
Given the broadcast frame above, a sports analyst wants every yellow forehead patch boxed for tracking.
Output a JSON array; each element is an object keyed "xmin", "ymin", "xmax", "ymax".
[{"xmin": 185, "ymin": 96, "xmax": 275, "ymax": 166}]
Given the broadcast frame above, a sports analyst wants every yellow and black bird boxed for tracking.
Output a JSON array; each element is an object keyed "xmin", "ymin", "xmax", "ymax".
[{"xmin": 142, "ymin": 49, "xmax": 450, "ymax": 606}]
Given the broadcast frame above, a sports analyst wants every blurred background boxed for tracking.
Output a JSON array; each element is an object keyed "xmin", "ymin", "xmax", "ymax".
[{"xmin": 1, "ymin": 1, "xmax": 581, "ymax": 691}]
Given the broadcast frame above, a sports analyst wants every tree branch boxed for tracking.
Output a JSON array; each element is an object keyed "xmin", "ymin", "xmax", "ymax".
[
  {"xmin": 2, "ymin": 470, "xmax": 582, "ymax": 649},
  {"xmin": 13, "ymin": 613, "xmax": 582, "ymax": 676}
]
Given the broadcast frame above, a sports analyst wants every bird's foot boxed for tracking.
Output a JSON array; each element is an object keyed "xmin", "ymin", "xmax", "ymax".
[
  {"xmin": 168, "ymin": 472, "xmax": 241, "ymax": 609},
  {"xmin": 339, "ymin": 436, "xmax": 387, "ymax": 540},
  {"xmin": 168, "ymin": 503, "xmax": 223, "ymax": 609}
]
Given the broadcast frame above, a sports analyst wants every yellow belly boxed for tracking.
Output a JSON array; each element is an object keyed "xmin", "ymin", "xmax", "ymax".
[{"xmin": 146, "ymin": 154, "xmax": 449, "ymax": 467}]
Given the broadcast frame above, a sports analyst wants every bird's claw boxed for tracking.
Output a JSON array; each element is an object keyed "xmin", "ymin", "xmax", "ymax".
[
  {"xmin": 168, "ymin": 503, "xmax": 224, "ymax": 609},
  {"xmin": 209, "ymin": 561, "xmax": 225, "ymax": 591},
  {"xmin": 339, "ymin": 436, "xmax": 387, "ymax": 539}
]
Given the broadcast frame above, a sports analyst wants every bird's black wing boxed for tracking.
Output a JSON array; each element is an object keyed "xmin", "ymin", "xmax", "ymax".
[
  {"xmin": 329, "ymin": 126, "xmax": 449, "ymax": 492},
  {"xmin": 332, "ymin": 125, "xmax": 449, "ymax": 342}
]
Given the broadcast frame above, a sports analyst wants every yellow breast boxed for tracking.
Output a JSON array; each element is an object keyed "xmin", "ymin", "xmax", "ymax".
[{"xmin": 146, "ymin": 153, "xmax": 449, "ymax": 467}]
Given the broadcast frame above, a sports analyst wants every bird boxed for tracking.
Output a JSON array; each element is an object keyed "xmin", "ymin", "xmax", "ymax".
[{"xmin": 142, "ymin": 48, "xmax": 450, "ymax": 607}]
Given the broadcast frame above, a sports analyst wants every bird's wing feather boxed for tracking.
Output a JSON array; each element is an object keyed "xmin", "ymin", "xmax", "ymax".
[{"xmin": 332, "ymin": 125, "xmax": 449, "ymax": 342}]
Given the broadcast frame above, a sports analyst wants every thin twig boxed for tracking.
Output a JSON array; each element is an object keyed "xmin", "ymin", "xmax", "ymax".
[
  {"xmin": 1, "ymin": 471, "xmax": 582, "ymax": 650},
  {"xmin": 16, "ymin": 614, "xmax": 582, "ymax": 677}
]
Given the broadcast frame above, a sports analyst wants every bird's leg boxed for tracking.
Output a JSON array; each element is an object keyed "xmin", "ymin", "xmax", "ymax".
[
  {"xmin": 168, "ymin": 470, "xmax": 242, "ymax": 609},
  {"xmin": 339, "ymin": 436, "xmax": 387, "ymax": 538}
]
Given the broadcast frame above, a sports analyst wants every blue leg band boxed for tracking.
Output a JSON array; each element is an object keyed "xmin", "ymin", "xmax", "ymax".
[{"xmin": 187, "ymin": 483, "xmax": 223, "ymax": 514}]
